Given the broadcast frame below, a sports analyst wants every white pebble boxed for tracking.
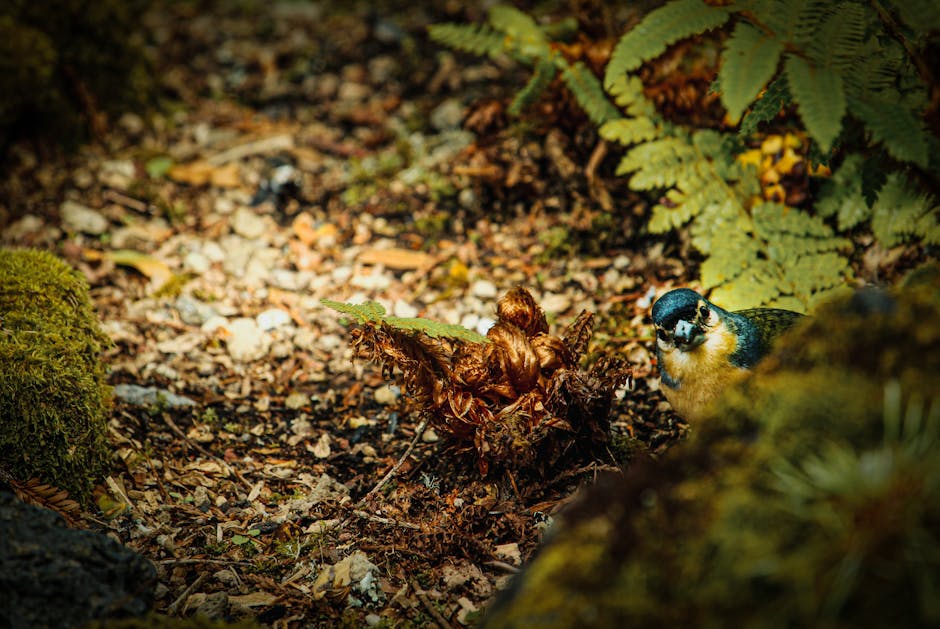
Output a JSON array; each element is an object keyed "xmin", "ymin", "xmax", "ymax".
[
  {"xmin": 256, "ymin": 308, "xmax": 292, "ymax": 331},
  {"xmin": 392, "ymin": 299, "xmax": 419, "ymax": 318},
  {"xmin": 470, "ymin": 279, "xmax": 498, "ymax": 299},
  {"xmin": 225, "ymin": 317, "xmax": 270, "ymax": 362}
]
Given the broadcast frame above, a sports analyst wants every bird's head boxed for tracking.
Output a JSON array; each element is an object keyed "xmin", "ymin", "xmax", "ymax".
[{"xmin": 651, "ymin": 288, "xmax": 716, "ymax": 353}]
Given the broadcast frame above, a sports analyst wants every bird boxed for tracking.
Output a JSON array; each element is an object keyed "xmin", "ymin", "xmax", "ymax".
[{"xmin": 650, "ymin": 288, "xmax": 803, "ymax": 421}]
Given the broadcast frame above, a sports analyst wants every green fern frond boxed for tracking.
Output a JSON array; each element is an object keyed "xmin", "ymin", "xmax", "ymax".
[
  {"xmin": 508, "ymin": 57, "xmax": 557, "ymax": 116},
  {"xmin": 739, "ymin": 76, "xmax": 790, "ymax": 136},
  {"xmin": 616, "ymin": 136, "xmax": 700, "ymax": 189},
  {"xmin": 850, "ymin": 98, "xmax": 929, "ymax": 167},
  {"xmin": 784, "ymin": 55, "xmax": 846, "ymax": 152},
  {"xmin": 816, "ymin": 155, "xmax": 869, "ymax": 231},
  {"xmin": 599, "ymin": 117, "xmax": 660, "ymax": 146},
  {"xmin": 603, "ymin": 0, "xmax": 731, "ymax": 90},
  {"xmin": 703, "ymin": 203, "xmax": 852, "ymax": 311},
  {"xmin": 488, "ymin": 4, "xmax": 550, "ymax": 60},
  {"xmin": 428, "ymin": 22, "xmax": 506, "ymax": 59},
  {"xmin": 321, "ymin": 299, "xmax": 388, "ymax": 323},
  {"xmin": 719, "ymin": 22, "xmax": 785, "ymax": 122},
  {"xmin": 322, "ymin": 299, "xmax": 489, "ymax": 343},
  {"xmin": 891, "ymin": 0, "xmax": 940, "ymax": 34},
  {"xmin": 605, "ymin": 74, "xmax": 657, "ymax": 118},
  {"xmin": 871, "ymin": 174, "xmax": 940, "ymax": 247},
  {"xmin": 559, "ymin": 60, "xmax": 621, "ymax": 126}
]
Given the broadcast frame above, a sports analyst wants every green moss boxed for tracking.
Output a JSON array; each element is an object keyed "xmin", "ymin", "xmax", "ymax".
[
  {"xmin": 485, "ymin": 279, "xmax": 940, "ymax": 628},
  {"xmin": 0, "ymin": 248, "xmax": 113, "ymax": 503}
]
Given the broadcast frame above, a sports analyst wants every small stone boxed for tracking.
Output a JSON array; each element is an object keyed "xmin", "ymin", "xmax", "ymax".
[
  {"xmin": 175, "ymin": 296, "xmax": 217, "ymax": 326},
  {"xmin": 285, "ymin": 392, "xmax": 310, "ymax": 410},
  {"xmin": 100, "ymin": 159, "xmax": 136, "ymax": 189},
  {"xmin": 365, "ymin": 613, "xmax": 383, "ymax": 627},
  {"xmin": 113, "ymin": 384, "xmax": 196, "ymax": 409},
  {"xmin": 194, "ymin": 591, "xmax": 229, "ymax": 620},
  {"xmin": 225, "ymin": 317, "xmax": 270, "ymax": 362},
  {"xmin": 202, "ymin": 241, "xmax": 225, "ymax": 262},
  {"xmin": 183, "ymin": 251, "xmax": 211, "ymax": 274},
  {"xmin": 475, "ymin": 317, "xmax": 496, "ymax": 336},
  {"xmin": 460, "ymin": 313, "xmax": 480, "ymax": 331},
  {"xmin": 470, "ymin": 279, "xmax": 498, "ymax": 299},
  {"xmin": 256, "ymin": 308, "xmax": 292, "ymax": 331},
  {"xmin": 392, "ymin": 299, "xmax": 419, "ymax": 318},
  {"xmin": 201, "ymin": 315, "xmax": 228, "ymax": 334},
  {"xmin": 422, "ymin": 427, "xmax": 439, "ymax": 443},
  {"xmin": 60, "ymin": 200, "xmax": 109, "ymax": 235},
  {"xmin": 374, "ymin": 385, "xmax": 400, "ymax": 405},
  {"xmin": 350, "ymin": 272, "xmax": 392, "ymax": 291},
  {"xmin": 540, "ymin": 293, "xmax": 571, "ymax": 314},
  {"xmin": 231, "ymin": 206, "xmax": 267, "ymax": 239},
  {"xmin": 430, "ymin": 98, "xmax": 465, "ymax": 132},
  {"xmin": 4, "ymin": 215, "xmax": 44, "ymax": 240}
]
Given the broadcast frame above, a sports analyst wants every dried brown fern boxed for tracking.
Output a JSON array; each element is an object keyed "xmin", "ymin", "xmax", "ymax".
[
  {"xmin": 0, "ymin": 464, "xmax": 81, "ymax": 524},
  {"xmin": 334, "ymin": 287, "xmax": 633, "ymax": 477}
]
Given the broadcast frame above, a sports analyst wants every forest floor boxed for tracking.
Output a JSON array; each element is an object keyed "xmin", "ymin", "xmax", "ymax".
[{"xmin": 0, "ymin": 2, "xmax": 866, "ymax": 627}]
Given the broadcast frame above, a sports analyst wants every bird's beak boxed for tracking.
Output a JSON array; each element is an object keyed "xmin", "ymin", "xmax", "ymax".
[{"xmin": 673, "ymin": 319, "xmax": 698, "ymax": 344}]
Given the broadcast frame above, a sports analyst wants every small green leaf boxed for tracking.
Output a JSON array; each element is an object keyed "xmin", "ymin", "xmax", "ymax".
[{"xmin": 145, "ymin": 156, "xmax": 174, "ymax": 179}]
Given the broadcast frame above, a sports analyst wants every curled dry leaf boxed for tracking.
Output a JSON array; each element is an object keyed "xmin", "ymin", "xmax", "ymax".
[{"xmin": 341, "ymin": 286, "xmax": 633, "ymax": 477}]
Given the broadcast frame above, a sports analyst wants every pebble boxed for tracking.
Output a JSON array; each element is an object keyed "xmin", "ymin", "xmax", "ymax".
[
  {"xmin": 231, "ymin": 206, "xmax": 267, "ymax": 239},
  {"xmin": 422, "ymin": 427, "xmax": 440, "ymax": 443},
  {"xmin": 183, "ymin": 251, "xmax": 211, "ymax": 274},
  {"xmin": 351, "ymin": 272, "xmax": 392, "ymax": 291},
  {"xmin": 256, "ymin": 308, "xmax": 292, "ymax": 331},
  {"xmin": 225, "ymin": 317, "xmax": 270, "ymax": 361},
  {"xmin": 475, "ymin": 317, "xmax": 496, "ymax": 336},
  {"xmin": 175, "ymin": 296, "xmax": 218, "ymax": 326},
  {"xmin": 100, "ymin": 159, "xmax": 136, "ymax": 189},
  {"xmin": 60, "ymin": 200, "xmax": 109, "ymax": 235},
  {"xmin": 540, "ymin": 292, "xmax": 571, "ymax": 314},
  {"xmin": 374, "ymin": 385, "xmax": 401, "ymax": 405},
  {"xmin": 202, "ymin": 241, "xmax": 226, "ymax": 263},
  {"xmin": 285, "ymin": 392, "xmax": 310, "ymax": 410},
  {"xmin": 4, "ymin": 214, "xmax": 43, "ymax": 240},
  {"xmin": 470, "ymin": 279, "xmax": 498, "ymax": 299},
  {"xmin": 430, "ymin": 98, "xmax": 465, "ymax": 132},
  {"xmin": 392, "ymin": 299, "xmax": 418, "ymax": 318},
  {"xmin": 113, "ymin": 384, "xmax": 196, "ymax": 409},
  {"xmin": 201, "ymin": 315, "xmax": 229, "ymax": 334}
]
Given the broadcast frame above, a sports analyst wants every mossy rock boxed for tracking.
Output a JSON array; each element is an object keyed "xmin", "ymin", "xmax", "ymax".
[
  {"xmin": 484, "ymin": 278, "xmax": 940, "ymax": 628},
  {"xmin": 0, "ymin": 248, "xmax": 112, "ymax": 503}
]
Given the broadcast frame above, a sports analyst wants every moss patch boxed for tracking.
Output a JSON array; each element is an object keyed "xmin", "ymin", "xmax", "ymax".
[{"xmin": 0, "ymin": 248, "xmax": 112, "ymax": 503}]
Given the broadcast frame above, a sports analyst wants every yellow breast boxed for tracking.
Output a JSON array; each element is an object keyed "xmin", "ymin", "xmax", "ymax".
[{"xmin": 658, "ymin": 321, "xmax": 749, "ymax": 421}]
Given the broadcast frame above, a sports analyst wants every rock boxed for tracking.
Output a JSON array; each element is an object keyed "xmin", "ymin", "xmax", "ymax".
[
  {"xmin": 0, "ymin": 491, "xmax": 156, "ymax": 628},
  {"xmin": 285, "ymin": 392, "xmax": 310, "ymax": 410},
  {"xmin": 175, "ymin": 295, "xmax": 218, "ymax": 326},
  {"xmin": 312, "ymin": 550, "xmax": 383, "ymax": 604},
  {"xmin": 470, "ymin": 279, "xmax": 498, "ymax": 299},
  {"xmin": 193, "ymin": 591, "xmax": 229, "ymax": 620},
  {"xmin": 430, "ymin": 98, "xmax": 466, "ymax": 132},
  {"xmin": 392, "ymin": 299, "xmax": 419, "ymax": 318},
  {"xmin": 373, "ymin": 384, "xmax": 400, "ymax": 405},
  {"xmin": 256, "ymin": 308, "xmax": 292, "ymax": 331},
  {"xmin": 225, "ymin": 317, "xmax": 270, "ymax": 362},
  {"xmin": 4, "ymin": 215, "xmax": 44, "ymax": 240},
  {"xmin": 99, "ymin": 159, "xmax": 136, "ymax": 189},
  {"xmin": 113, "ymin": 384, "xmax": 196, "ymax": 409},
  {"xmin": 183, "ymin": 251, "xmax": 211, "ymax": 274},
  {"xmin": 540, "ymin": 293, "xmax": 571, "ymax": 314},
  {"xmin": 60, "ymin": 200, "xmax": 109, "ymax": 235},
  {"xmin": 231, "ymin": 206, "xmax": 267, "ymax": 239}
]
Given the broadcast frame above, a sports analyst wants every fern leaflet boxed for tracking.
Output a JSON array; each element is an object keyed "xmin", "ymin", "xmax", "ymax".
[
  {"xmin": 322, "ymin": 299, "xmax": 489, "ymax": 343},
  {"xmin": 509, "ymin": 57, "xmax": 557, "ymax": 116},
  {"xmin": 604, "ymin": 0, "xmax": 731, "ymax": 89},
  {"xmin": 427, "ymin": 23, "xmax": 506, "ymax": 59},
  {"xmin": 559, "ymin": 60, "xmax": 622, "ymax": 126},
  {"xmin": 784, "ymin": 54, "xmax": 846, "ymax": 152},
  {"xmin": 719, "ymin": 22, "xmax": 785, "ymax": 122}
]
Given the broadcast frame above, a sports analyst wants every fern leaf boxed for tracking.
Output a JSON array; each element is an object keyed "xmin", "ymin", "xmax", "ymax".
[
  {"xmin": 851, "ymin": 98, "xmax": 929, "ymax": 167},
  {"xmin": 559, "ymin": 60, "xmax": 621, "ymax": 126},
  {"xmin": 384, "ymin": 316, "xmax": 489, "ymax": 343},
  {"xmin": 740, "ymin": 76, "xmax": 790, "ymax": 136},
  {"xmin": 605, "ymin": 74, "xmax": 657, "ymax": 118},
  {"xmin": 603, "ymin": 0, "xmax": 731, "ymax": 89},
  {"xmin": 809, "ymin": 2, "xmax": 869, "ymax": 73},
  {"xmin": 816, "ymin": 154, "xmax": 871, "ymax": 230},
  {"xmin": 322, "ymin": 299, "xmax": 488, "ymax": 343},
  {"xmin": 871, "ymin": 173, "xmax": 939, "ymax": 247},
  {"xmin": 705, "ymin": 203, "xmax": 852, "ymax": 310},
  {"xmin": 784, "ymin": 54, "xmax": 846, "ymax": 152},
  {"xmin": 488, "ymin": 4, "xmax": 550, "ymax": 59},
  {"xmin": 428, "ymin": 23, "xmax": 506, "ymax": 59},
  {"xmin": 508, "ymin": 58, "xmax": 557, "ymax": 116},
  {"xmin": 599, "ymin": 117, "xmax": 659, "ymax": 146},
  {"xmin": 617, "ymin": 136, "xmax": 700, "ymax": 188},
  {"xmin": 720, "ymin": 22, "xmax": 785, "ymax": 122}
]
